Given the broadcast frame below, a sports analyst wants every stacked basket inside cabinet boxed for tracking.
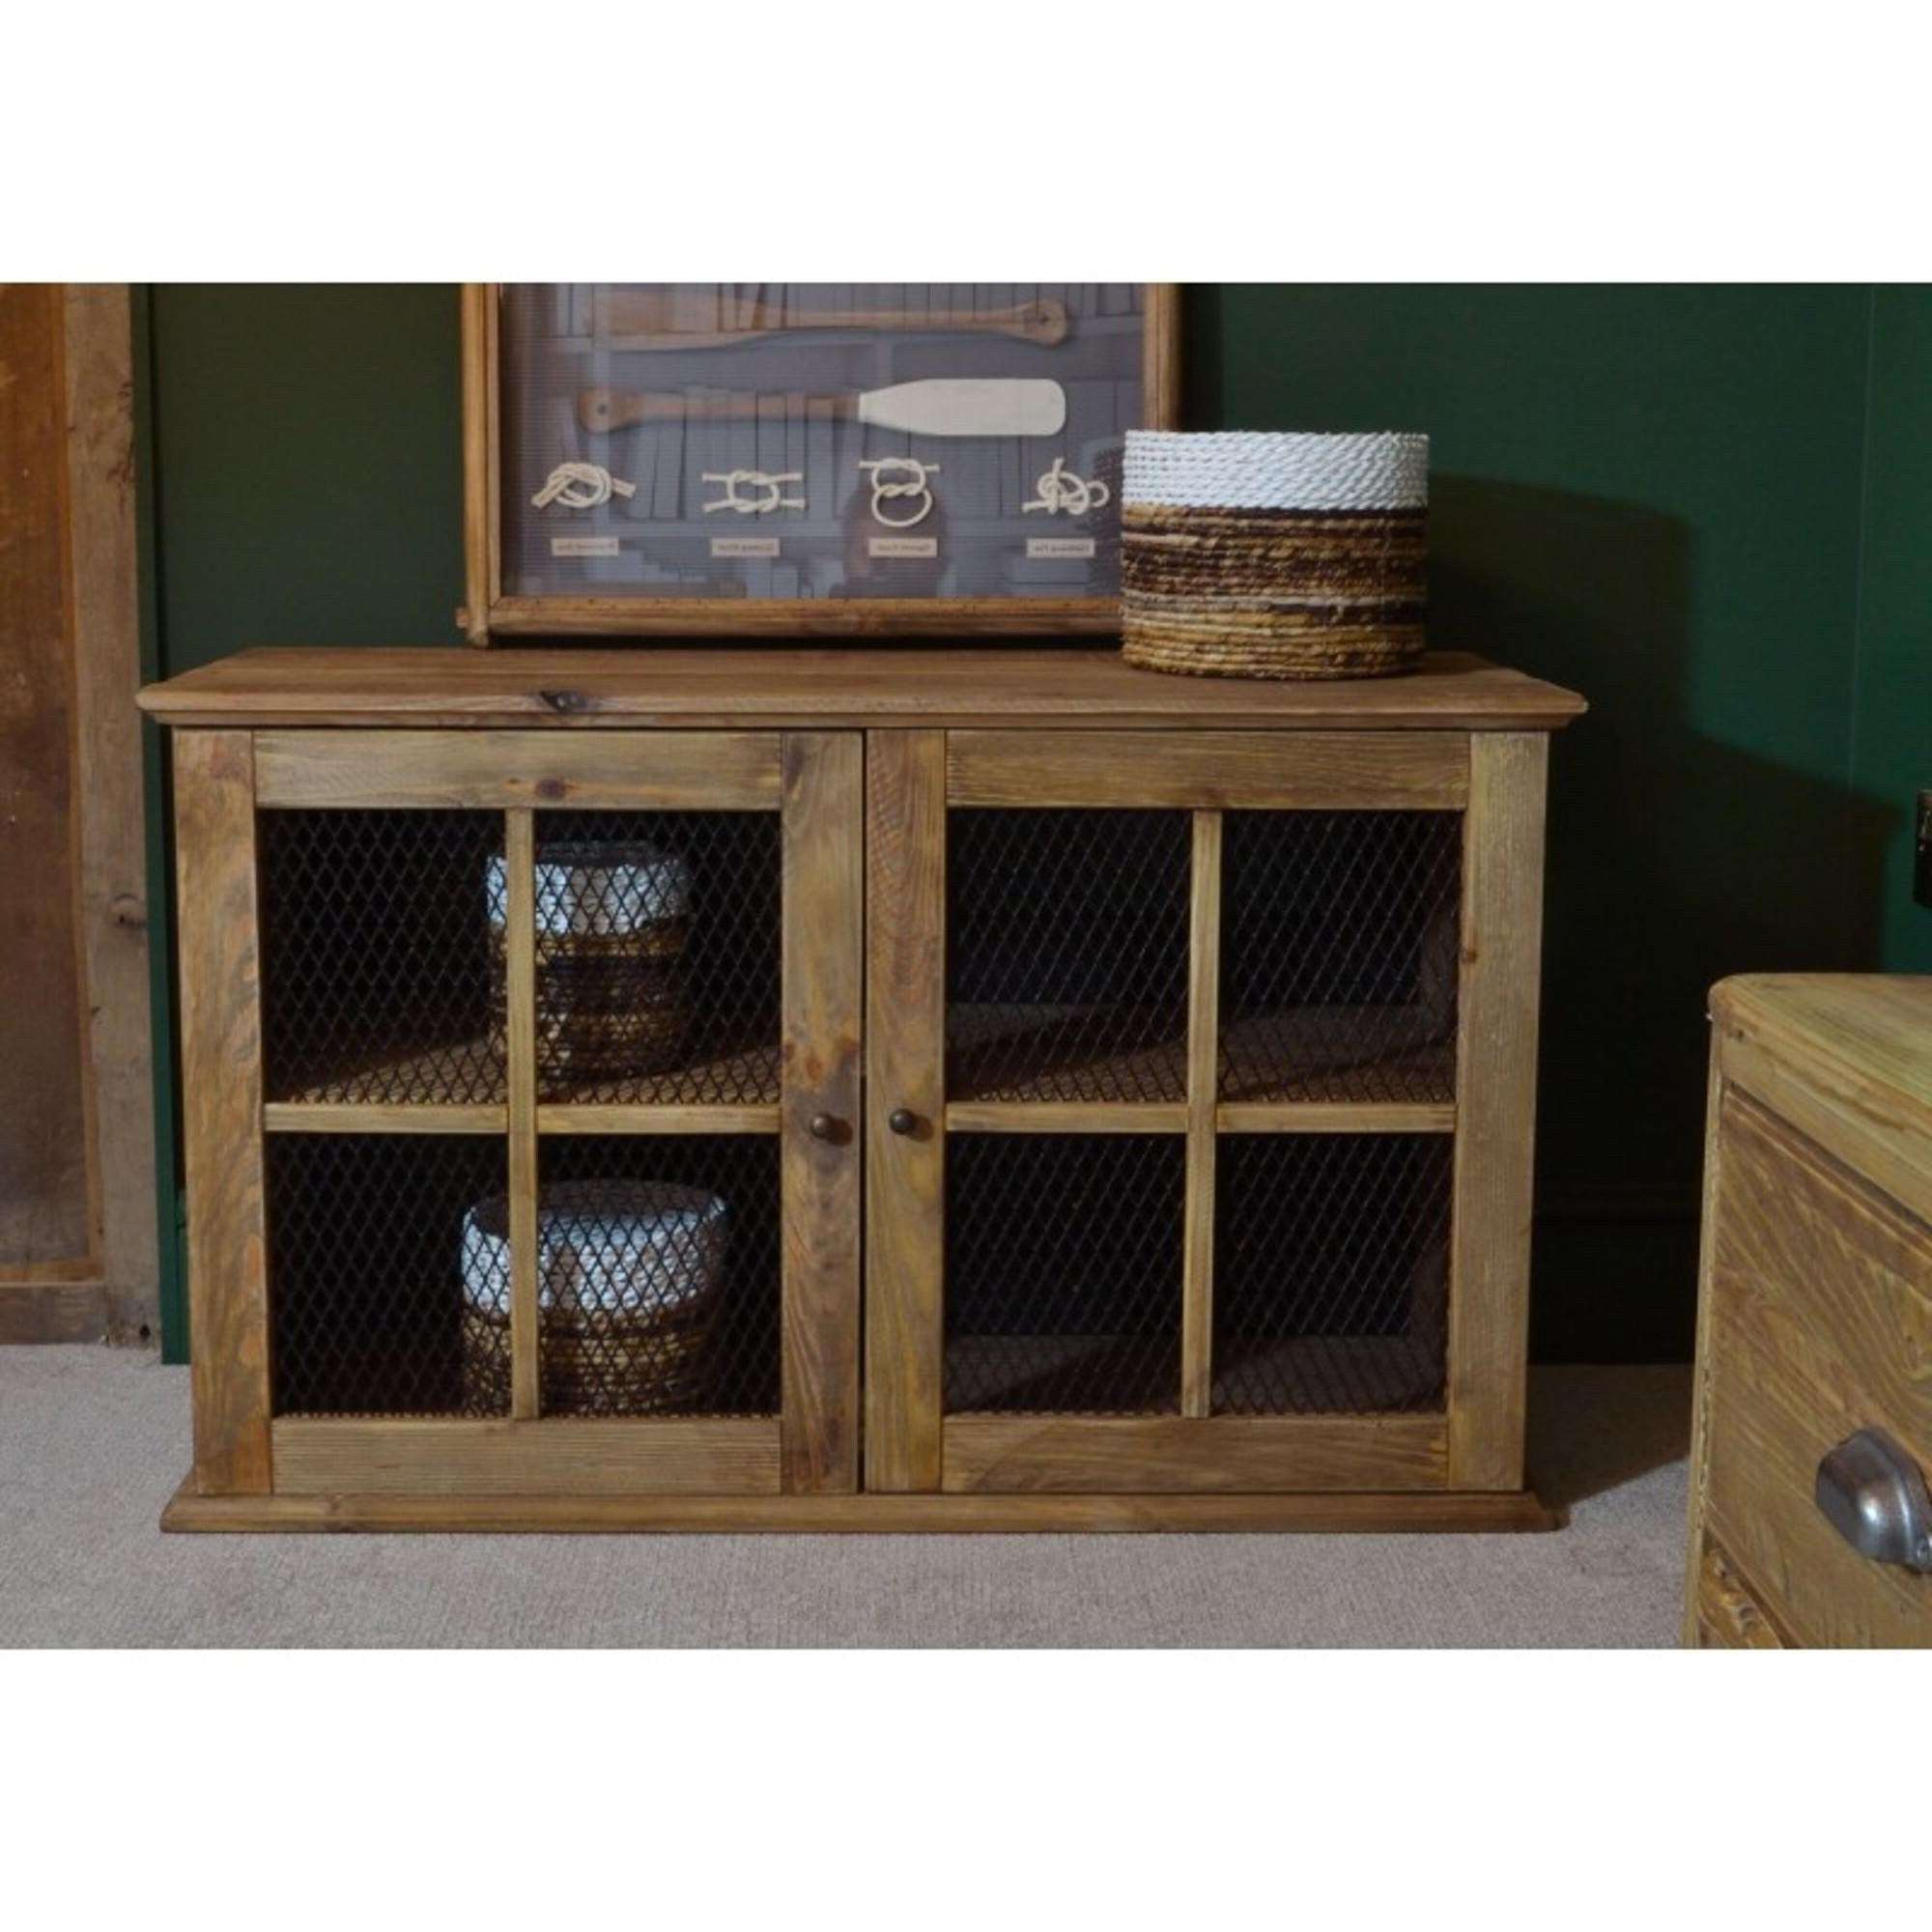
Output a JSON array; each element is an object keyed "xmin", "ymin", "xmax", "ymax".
[{"xmin": 143, "ymin": 647, "xmax": 1583, "ymax": 1531}]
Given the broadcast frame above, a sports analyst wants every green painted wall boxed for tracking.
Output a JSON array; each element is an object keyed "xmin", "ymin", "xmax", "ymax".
[
  {"xmin": 1852, "ymin": 287, "xmax": 1932, "ymax": 976},
  {"xmin": 149, "ymin": 286, "xmax": 465, "ymax": 669},
  {"xmin": 1188, "ymin": 285, "xmax": 1918, "ymax": 1356},
  {"xmin": 143, "ymin": 285, "xmax": 1931, "ymax": 1362}
]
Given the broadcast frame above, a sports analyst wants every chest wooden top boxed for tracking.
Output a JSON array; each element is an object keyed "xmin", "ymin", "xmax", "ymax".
[
  {"xmin": 1711, "ymin": 975, "xmax": 1932, "ymax": 1226},
  {"xmin": 138, "ymin": 647, "xmax": 1586, "ymax": 732}
]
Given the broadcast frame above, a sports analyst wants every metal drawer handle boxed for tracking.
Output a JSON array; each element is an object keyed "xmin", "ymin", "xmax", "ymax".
[{"xmin": 1815, "ymin": 1429, "xmax": 1932, "ymax": 1574}]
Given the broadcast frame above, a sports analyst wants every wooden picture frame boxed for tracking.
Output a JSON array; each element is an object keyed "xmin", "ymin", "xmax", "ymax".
[{"xmin": 459, "ymin": 284, "xmax": 1181, "ymax": 645}]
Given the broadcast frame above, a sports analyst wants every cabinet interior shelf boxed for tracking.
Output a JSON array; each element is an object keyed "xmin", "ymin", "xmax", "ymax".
[
  {"xmin": 265, "ymin": 1030, "xmax": 784, "ymax": 1131},
  {"xmin": 944, "ymin": 1332, "xmax": 1444, "ymax": 1418},
  {"xmin": 945, "ymin": 1002, "xmax": 1454, "ymax": 1121},
  {"xmin": 262, "ymin": 1002, "xmax": 1454, "ymax": 1136}
]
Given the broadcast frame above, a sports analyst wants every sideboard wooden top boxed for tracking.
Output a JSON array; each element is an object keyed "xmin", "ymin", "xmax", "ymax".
[{"xmin": 138, "ymin": 647, "xmax": 1587, "ymax": 732}]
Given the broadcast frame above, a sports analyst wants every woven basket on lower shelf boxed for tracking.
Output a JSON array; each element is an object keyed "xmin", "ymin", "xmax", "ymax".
[
  {"xmin": 1121, "ymin": 430, "xmax": 1429, "ymax": 680},
  {"xmin": 460, "ymin": 1179, "xmax": 729, "ymax": 1415},
  {"xmin": 486, "ymin": 840, "xmax": 693, "ymax": 1084}
]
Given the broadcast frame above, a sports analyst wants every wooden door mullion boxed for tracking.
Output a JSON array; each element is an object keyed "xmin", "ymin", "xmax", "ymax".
[
  {"xmin": 502, "ymin": 807, "xmax": 540, "ymax": 1420},
  {"xmin": 1181, "ymin": 809, "xmax": 1223, "ymax": 1419}
]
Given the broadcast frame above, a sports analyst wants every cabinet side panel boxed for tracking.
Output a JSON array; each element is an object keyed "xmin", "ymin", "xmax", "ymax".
[
  {"xmin": 174, "ymin": 730, "xmax": 271, "ymax": 1492},
  {"xmin": 1447, "ymin": 732, "xmax": 1548, "ymax": 1489},
  {"xmin": 781, "ymin": 733, "xmax": 864, "ymax": 1492},
  {"xmin": 865, "ymin": 730, "xmax": 947, "ymax": 1491}
]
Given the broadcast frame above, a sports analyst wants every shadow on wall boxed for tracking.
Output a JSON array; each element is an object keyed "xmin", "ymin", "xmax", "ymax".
[{"xmin": 1430, "ymin": 476, "xmax": 1895, "ymax": 1357}]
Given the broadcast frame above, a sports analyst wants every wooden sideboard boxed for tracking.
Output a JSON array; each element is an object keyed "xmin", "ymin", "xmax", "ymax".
[
  {"xmin": 139, "ymin": 647, "xmax": 1583, "ymax": 1532},
  {"xmin": 1688, "ymin": 976, "xmax": 1932, "ymax": 1645}
]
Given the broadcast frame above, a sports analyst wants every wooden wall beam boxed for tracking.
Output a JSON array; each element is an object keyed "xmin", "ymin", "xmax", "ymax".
[{"xmin": 0, "ymin": 284, "xmax": 157, "ymax": 1340}]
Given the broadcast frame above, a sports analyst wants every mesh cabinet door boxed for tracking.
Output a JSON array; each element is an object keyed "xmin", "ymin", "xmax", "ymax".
[
  {"xmin": 867, "ymin": 726, "xmax": 1471, "ymax": 1497},
  {"xmin": 250, "ymin": 729, "xmax": 861, "ymax": 1499}
]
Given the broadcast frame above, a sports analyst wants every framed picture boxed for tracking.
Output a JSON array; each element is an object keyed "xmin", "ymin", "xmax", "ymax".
[{"xmin": 460, "ymin": 283, "xmax": 1181, "ymax": 643}]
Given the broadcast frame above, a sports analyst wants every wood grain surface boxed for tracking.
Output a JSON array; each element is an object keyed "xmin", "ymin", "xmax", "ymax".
[
  {"xmin": 0, "ymin": 283, "xmax": 93, "ymax": 1279},
  {"xmin": 173, "ymin": 731, "xmax": 272, "ymax": 1492},
  {"xmin": 941, "ymin": 1414, "xmax": 1448, "ymax": 1493},
  {"xmin": 166, "ymin": 1477, "xmax": 1553, "ymax": 1535},
  {"xmin": 1711, "ymin": 974, "xmax": 1932, "ymax": 1230},
  {"xmin": 255, "ymin": 728, "xmax": 781, "ymax": 810},
  {"xmin": 1181, "ymin": 810, "xmax": 1222, "ymax": 1418},
  {"xmin": 62, "ymin": 286, "xmax": 158, "ymax": 1332},
  {"xmin": 270, "ymin": 1418, "xmax": 781, "ymax": 1496},
  {"xmin": 864, "ymin": 730, "xmax": 948, "ymax": 1491},
  {"xmin": 459, "ymin": 283, "xmax": 496, "ymax": 643},
  {"xmin": 947, "ymin": 730, "xmax": 1468, "ymax": 809},
  {"xmin": 140, "ymin": 648, "xmax": 1588, "ymax": 732},
  {"xmin": 779, "ymin": 732, "xmax": 864, "ymax": 1492},
  {"xmin": 1701, "ymin": 1091, "xmax": 1932, "ymax": 1646},
  {"xmin": 1447, "ymin": 733, "xmax": 1548, "ymax": 1490},
  {"xmin": 503, "ymin": 809, "xmax": 539, "ymax": 1421}
]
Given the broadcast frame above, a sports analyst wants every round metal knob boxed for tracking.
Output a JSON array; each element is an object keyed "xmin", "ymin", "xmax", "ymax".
[
  {"xmin": 809, "ymin": 1113, "xmax": 839, "ymax": 1143},
  {"xmin": 888, "ymin": 1108, "xmax": 919, "ymax": 1137}
]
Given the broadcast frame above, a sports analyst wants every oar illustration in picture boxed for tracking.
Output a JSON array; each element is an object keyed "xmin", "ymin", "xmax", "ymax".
[
  {"xmin": 578, "ymin": 380, "xmax": 1066, "ymax": 439},
  {"xmin": 593, "ymin": 291, "xmax": 1069, "ymax": 350}
]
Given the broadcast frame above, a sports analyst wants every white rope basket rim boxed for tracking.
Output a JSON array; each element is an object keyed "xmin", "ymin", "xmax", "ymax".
[
  {"xmin": 1123, "ymin": 430, "xmax": 1428, "ymax": 512},
  {"xmin": 485, "ymin": 840, "xmax": 693, "ymax": 936},
  {"xmin": 462, "ymin": 1179, "xmax": 728, "ymax": 1316}
]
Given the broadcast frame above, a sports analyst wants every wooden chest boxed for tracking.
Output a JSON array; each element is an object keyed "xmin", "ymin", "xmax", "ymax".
[
  {"xmin": 139, "ymin": 646, "xmax": 1583, "ymax": 1532},
  {"xmin": 1688, "ymin": 976, "xmax": 1932, "ymax": 1645}
]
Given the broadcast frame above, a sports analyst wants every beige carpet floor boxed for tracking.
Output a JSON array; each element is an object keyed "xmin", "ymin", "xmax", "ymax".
[{"xmin": 0, "ymin": 1350, "xmax": 1690, "ymax": 1646}]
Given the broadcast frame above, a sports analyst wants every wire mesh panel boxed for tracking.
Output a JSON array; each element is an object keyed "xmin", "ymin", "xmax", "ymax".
[
  {"xmin": 945, "ymin": 1134, "xmax": 1184, "ymax": 1413},
  {"xmin": 528, "ymin": 810, "xmax": 781, "ymax": 1106},
  {"xmin": 258, "ymin": 810, "xmax": 505, "ymax": 1105},
  {"xmin": 1212, "ymin": 1134, "xmax": 1452, "ymax": 1415},
  {"xmin": 1219, "ymin": 810, "xmax": 1462, "ymax": 1104},
  {"xmin": 528, "ymin": 1137, "xmax": 781, "ymax": 1417},
  {"xmin": 947, "ymin": 810, "xmax": 1191, "ymax": 1104},
  {"xmin": 267, "ymin": 1134, "xmax": 508, "ymax": 1417}
]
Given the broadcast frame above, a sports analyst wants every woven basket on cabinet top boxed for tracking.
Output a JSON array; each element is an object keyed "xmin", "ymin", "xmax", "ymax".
[{"xmin": 1120, "ymin": 430, "xmax": 1429, "ymax": 680}]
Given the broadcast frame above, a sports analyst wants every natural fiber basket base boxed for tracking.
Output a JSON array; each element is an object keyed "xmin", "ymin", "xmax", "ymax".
[
  {"xmin": 1122, "ymin": 629, "xmax": 1424, "ymax": 681},
  {"xmin": 461, "ymin": 1295, "xmax": 717, "ymax": 1416},
  {"xmin": 1120, "ymin": 495, "xmax": 1427, "ymax": 680},
  {"xmin": 490, "ymin": 928, "xmax": 691, "ymax": 1081}
]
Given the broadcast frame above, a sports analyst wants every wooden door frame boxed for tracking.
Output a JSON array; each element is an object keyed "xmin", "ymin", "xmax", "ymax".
[
  {"xmin": 177, "ymin": 724, "xmax": 864, "ymax": 1498},
  {"xmin": 0, "ymin": 284, "xmax": 158, "ymax": 1344},
  {"xmin": 864, "ymin": 725, "xmax": 1497, "ymax": 1496}
]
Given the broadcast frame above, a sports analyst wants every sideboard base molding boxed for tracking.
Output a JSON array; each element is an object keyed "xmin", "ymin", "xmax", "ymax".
[{"xmin": 162, "ymin": 1473, "xmax": 1558, "ymax": 1536}]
